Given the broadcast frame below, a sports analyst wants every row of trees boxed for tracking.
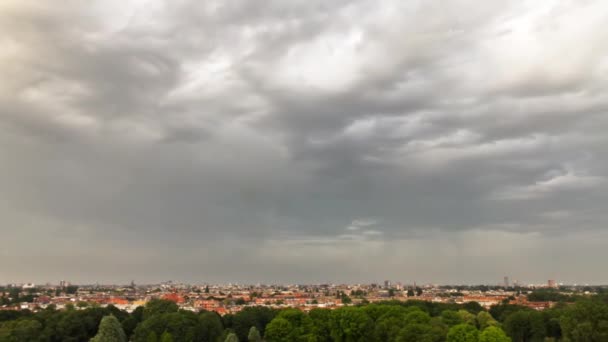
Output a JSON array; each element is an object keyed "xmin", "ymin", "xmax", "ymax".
[{"xmin": 1, "ymin": 296, "xmax": 608, "ymax": 341}]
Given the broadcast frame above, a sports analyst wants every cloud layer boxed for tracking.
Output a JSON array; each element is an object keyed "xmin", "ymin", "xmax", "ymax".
[{"xmin": 1, "ymin": 0, "xmax": 607, "ymax": 284}]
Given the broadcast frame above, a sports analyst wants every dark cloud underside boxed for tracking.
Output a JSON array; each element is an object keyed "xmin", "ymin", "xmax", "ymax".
[{"xmin": 1, "ymin": 0, "xmax": 607, "ymax": 284}]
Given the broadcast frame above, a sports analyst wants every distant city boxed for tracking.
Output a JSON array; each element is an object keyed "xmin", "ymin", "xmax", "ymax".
[{"xmin": 3, "ymin": 278, "xmax": 604, "ymax": 315}]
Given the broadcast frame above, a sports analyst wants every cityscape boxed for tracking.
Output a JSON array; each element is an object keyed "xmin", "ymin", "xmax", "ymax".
[
  {"xmin": 2, "ymin": 0, "xmax": 608, "ymax": 341},
  {"xmin": 0, "ymin": 278, "xmax": 590, "ymax": 315},
  {"xmin": 3, "ymin": 278, "xmax": 608, "ymax": 341}
]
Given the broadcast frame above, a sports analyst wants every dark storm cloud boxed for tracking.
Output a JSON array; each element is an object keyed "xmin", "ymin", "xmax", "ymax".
[{"xmin": 1, "ymin": 0, "xmax": 608, "ymax": 284}]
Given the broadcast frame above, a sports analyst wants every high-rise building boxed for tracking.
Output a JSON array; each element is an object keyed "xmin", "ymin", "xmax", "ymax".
[
  {"xmin": 384, "ymin": 280, "xmax": 391, "ymax": 289},
  {"xmin": 504, "ymin": 276, "xmax": 509, "ymax": 288},
  {"xmin": 548, "ymin": 279, "xmax": 557, "ymax": 288}
]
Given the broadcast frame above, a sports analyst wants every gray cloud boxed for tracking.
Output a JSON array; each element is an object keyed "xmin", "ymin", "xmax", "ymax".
[{"xmin": 1, "ymin": 0, "xmax": 607, "ymax": 284}]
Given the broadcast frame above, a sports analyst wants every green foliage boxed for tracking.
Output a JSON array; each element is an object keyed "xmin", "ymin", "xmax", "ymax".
[
  {"xmin": 560, "ymin": 300, "xmax": 608, "ymax": 341},
  {"xmin": 478, "ymin": 326, "xmax": 510, "ymax": 342},
  {"xmin": 66, "ymin": 285, "xmax": 79, "ymax": 295},
  {"xmin": 0, "ymin": 310, "xmax": 30, "ymax": 323},
  {"xmin": 503, "ymin": 310, "xmax": 545, "ymax": 342},
  {"xmin": 132, "ymin": 306, "xmax": 145, "ymax": 322},
  {"xmin": 527, "ymin": 289, "xmax": 574, "ymax": 303},
  {"xmin": 159, "ymin": 331, "xmax": 174, "ymax": 342},
  {"xmin": 132, "ymin": 310, "xmax": 205, "ymax": 342},
  {"xmin": 476, "ymin": 311, "xmax": 498, "ymax": 330},
  {"xmin": 2, "ymin": 295, "xmax": 608, "ymax": 342},
  {"xmin": 0, "ymin": 319, "xmax": 42, "ymax": 342},
  {"xmin": 462, "ymin": 302, "xmax": 484, "ymax": 314},
  {"xmin": 224, "ymin": 332, "xmax": 239, "ymax": 342},
  {"xmin": 404, "ymin": 310, "xmax": 431, "ymax": 325},
  {"xmin": 227, "ymin": 306, "xmax": 276, "ymax": 341},
  {"xmin": 146, "ymin": 331, "xmax": 158, "ymax": 342},
  {"xmin": 309, "ymin": 308, "xmax": 332, "ymax": 342},
  {"xmin": 91, "ymin": 315, "xmax": 127, "ymax": 342},
  {"xmin": 247, "ymin": 326, "xmax": 262, "ymax": 341},
  {"xmin": 373, "ymin": 307, "xmax": 408, "ymax": 341},
  {"xmin": 446, "ymin": 323, "xmax": 479, "ymax": 342},
  {"xmin": 200, "ymin": 311, "xmax": 224, "ymax": 342},
  {"xmin": 458, "ymin": 310, "xmax": 476, "ymax": 326},
  {"xmin": 396, "ymin": 318, "xmax": 446, "ymax": 342},
  {"xmin": 329, "ymin": 307, "xmax": 374, "ymax": 342},
  {"xmin": 142, "ymin": 299, "xmax": 179, "ymax": 320},
  {"xmin": 121, "ymin": 316, "xmax": 138, "ymax": 338},
  {"xmin": 340, "ymin": 294, "xmax": 352, "ymax": 305},
  {"xmin": 264, "ymin": 318, "xmax": 293, "ymax": 342},
  {"xmin": 261, "ymin": 308, "xmax": 317, "ymax": 341},
  {"xmin": 489, "ymin": 304, "xmax": 530, "ymax": 323},
  {"xmin": 442, "ymin": 310, "xmax": 464, "ymax": 327}
]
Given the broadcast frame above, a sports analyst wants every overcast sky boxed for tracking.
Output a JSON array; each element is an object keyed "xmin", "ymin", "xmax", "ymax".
[{"xmin": 1, "ymin": 0, "xmax": 607, "ymax": 285}]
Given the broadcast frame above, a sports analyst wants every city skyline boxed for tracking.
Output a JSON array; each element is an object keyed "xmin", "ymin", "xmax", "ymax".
[{"xmin": 1, "ymin": 1, "xmax": 608, "ymax": 284}]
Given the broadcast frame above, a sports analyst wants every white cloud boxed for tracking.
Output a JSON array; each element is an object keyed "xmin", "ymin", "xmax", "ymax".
[{"xmin": 493, "ymin": 169, "xmax": 604, "ymax": 200}]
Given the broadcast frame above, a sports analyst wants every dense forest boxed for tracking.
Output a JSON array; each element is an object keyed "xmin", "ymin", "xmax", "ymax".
[{"xmin": 1, "ymin": 294, "xmax": 608, "ymax": 341}]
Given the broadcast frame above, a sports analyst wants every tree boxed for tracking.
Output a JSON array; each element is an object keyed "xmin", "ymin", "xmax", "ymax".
[
  {"xmin": 132, "ymin": 306, "xmax": 145, "ymax": 323},
  {"xmin": 341, "ymin": 293, "xmax": 352, "ymax": 304},
  {"xmin": 309, "ymin": 308, "xmax": 332, "ymax": 342},
  {"xmin": 91, "ymin": 315, "xmax": 127, "ymax": 342},
  {"xmin": 545, "ymin": 317, "xmax": 562, "ymax": 340},
  {"xmin": 264, "ymin": 318, "xmax": 293, "ymax": 342},
  {"xmin": 132, "ymin": 311, "xmax": 205, "ymax": 342},
  {"xmin": 446, "ymin": 323, "xmax": 479, "ymax": 342},
  {"xmin": 462, "ymin": 302, "xmax": 484, "ymax": 315},
  {"xmin": 397, "ymin": 323, "xmax": 439, "ymax": 342},
  {"xmin": 121, "ymin": 316, "xmax": 138, "ymax": 338},
  {"xmin": 200, "ymin": 311, "xmax": 224, "ymax": 342},
  {"xmin": 229, "ymin": 307, "xmax": 276, "ymax": 341},
  {"xmin": 0, "ymin": 319, "xmax": 43, "ymax": 341},
  {"xmin": 560, "ymin": 300, "xmax": 608, "ymax": 341},
  {"xmin": 273, "ymin": 308, "xmax": 314, "ymax": 339},
  {"xmin": 142, "ymin": 299, "xmax": 179, "ymax": 320},
  {"xmin": 146, "ymin": 331, "xmax": 158, "ymax": 342},
  {"xmin": 442, "ymin": 310, "xmax": 464, "ymax": 327},
  {"xmin": 503, "ymin": 310, "xmax": 545, "ymax": 342},
  {"xmin": 225, "ymin": 332, "xmax": 239, "ymax": 342},
  {"xmin": 248, "ymin": 326, "xmax": 262, "ymax": 342},
  {"xmin": 329, "ymin": 307, "xmax": 374, "ymax": 342},
  {"xmin": 66, "ymin": 285, "xmax": 79, "ymax": 295},
  {"xmin": 478, "ymin": 326, "xmax": 510, "ymax": 342},
  {"xmin": 160, "ymin": 331, "xmax": 174, "ymax": 342},
  {"xmin": 457, "ymin": 310, "xmax": 476, "ymax": 326},
  {"xmin": 374, "ymin": 313, "xmax": 406, "ymax": 341},
  {"xmin": 489, "ymin": 304, "xmax": 528, "ymax": 323},
  {"xmin": 404, "ymin": 310, "xmax": 431, "ymax": 325},
  {"xmin": 53, "ymin": 310, "xmax": 91, "ymax": 341},
  {"xmin": 476, "ymin": 312, "xmax": 498, "ymax": 330}
]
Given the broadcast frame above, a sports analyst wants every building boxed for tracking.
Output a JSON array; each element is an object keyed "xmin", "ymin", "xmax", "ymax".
[
  {"xmin": 548, "ymin": 280, "xmax": 557, "ymax": 288},
  {"xmin": 503, "ymin": 276, "xmax": 509, "ymax": 288}
]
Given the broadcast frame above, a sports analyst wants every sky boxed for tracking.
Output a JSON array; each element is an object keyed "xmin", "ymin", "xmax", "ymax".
[{"xmin": 1, "ymin": 0, "xmax": 608, "ymax": 285}]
